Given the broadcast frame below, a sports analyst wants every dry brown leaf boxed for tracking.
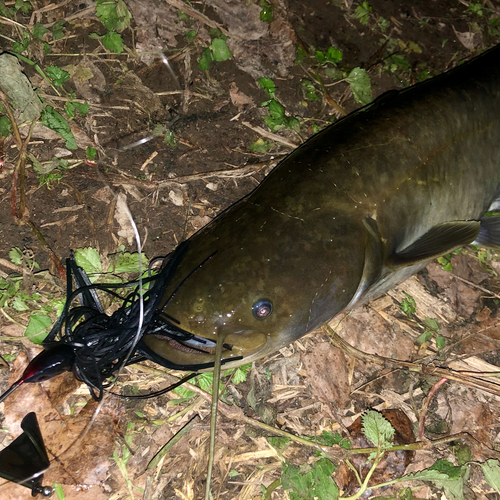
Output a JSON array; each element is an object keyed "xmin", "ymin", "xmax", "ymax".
[
  {"xmin": 338, "ymin": 307, "xmax": 415, "ymax": 361},
  {"xmin": 114, "ymin": 193, "xmax": 135, "ymax": 245},
  {"xmin": 301, "ymin": 342, "xmax": 351, "ymax": 409},
  {"xmin": 229, "ymin": 82, "xmax": 254, "ymax": 111},
  {"xmin": 3, "ymin": 352, "xmax": 126, "ymax": 496}
]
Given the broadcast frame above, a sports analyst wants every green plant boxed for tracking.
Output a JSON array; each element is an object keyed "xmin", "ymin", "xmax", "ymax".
[
  {"xmin": 111, "ymin": 422, "xmax": 143, "ymax": 498},
  {"xmin": 346, "ymin": 67, "xmax": 372, "ymax": 105},
  {"xmin": 260, "ymin": 0, "xmax": 274, "ymax": 23},
  {"xmin": 258, "ymin": 77, "xmax": 299, "ymax": 132},
  {"xmin": 416, "ymin": 317, "xmax": 445, "ymax": 351},
  {"xmin": 173, "ymin": 363, "xmax": 252, "ymax": 399},
  {"xmin": 198, "ymin": 30, "xmax": 232, "ymax": 70},
  {"xmin": 92, "ymin": 0, "xmax": 132, "ymax": 54},
  {"xmin": 354, "ymin": 1, "xmax": 372, "ymax": 26},
  {"xmin": 266, "ymin": 410, "xmax": 500, "ymax": 499},
  {"xmin": 315, "ymin": 46, "xmax": 343, "ymax": 65}
]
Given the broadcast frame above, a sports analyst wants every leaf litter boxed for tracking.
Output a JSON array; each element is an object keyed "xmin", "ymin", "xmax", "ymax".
[{"xmin": 1, "ymin": 0, "xmax": 500, "ymax": 499}]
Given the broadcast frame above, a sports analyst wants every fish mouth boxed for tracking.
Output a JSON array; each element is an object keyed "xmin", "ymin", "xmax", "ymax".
[{"xmin": 139, "ymin": 313, "xmax": 267, "ymax": 371}]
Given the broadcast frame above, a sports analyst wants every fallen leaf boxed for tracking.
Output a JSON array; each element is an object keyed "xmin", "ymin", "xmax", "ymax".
[{"xmin": 301, "ymin": 342, "xmax": 351, "ymax": 409}]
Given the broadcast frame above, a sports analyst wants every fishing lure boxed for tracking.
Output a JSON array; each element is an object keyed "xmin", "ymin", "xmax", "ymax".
[{"xmin": 0, "ymin": 413, "xmax": 53, "ymax": 497}]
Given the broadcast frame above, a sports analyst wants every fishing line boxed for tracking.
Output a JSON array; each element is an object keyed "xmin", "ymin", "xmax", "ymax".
[{"xmin": 58, "ymin": 171, "xmax": 146, "ymax": 452}]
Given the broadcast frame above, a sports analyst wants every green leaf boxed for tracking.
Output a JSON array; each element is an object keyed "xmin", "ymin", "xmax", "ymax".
[
  {"xmin": 437, "ymin": 255, "xmax": 452, "ymax": 271},
  {"xmin": 198, "ymin": 48, "xmax": 213, "ymax": 70},
  {"xmin": 102, "ymin": 31, "xmax": 124, "ymax": 54},
  {"xmin": 481, "ymin": 459, "xmax": 500, "ymax": 493},
  {"xmin": 208, "ymin": 28, "xmax": 224, "ymax": 39},
  {"xmin": 268, "ymin": 99, "xmax": 285, "ymax": 121},
  {"xmin": 177, "ymin": 9, "xmax": 191, "ymax": 23},
  {"xmin": 315, "ymin": 431, "xmax": 344, "ymax": 446},
  {"xmin": 347, "ymin": 67, "xmax": 372, "ymax": 105},
  {"xmin": 281, "ymin": 458, "xmax": 338, "ymax": 500},
  {"xmin": 64, "ymin": 101, "xmax": 76, "ymax": 120},
  {"xmin": 424, "ymin": 317, "xmax": 439, "ymax": 331},
  {"xmin": 106, "ymin": 252, "xmax": 148, "ymax": 273},
  {"xmin": 315, "ymin": 50, "xmax": 326, "ymax": 63},
  {"xmin": 164, "ymin": 129, "xmax": 177, "ymax": 148},
  {"xmin": 263, "ymin": 115, "xmax": 283, "ymax": 132},
  {"xmin": 430, "ymin": 460, "xmax": 463, "ymax": 478},
  {"xmin": 40, "ymin": 106, "xmax": 77, "ymax": 149},
  {"xmin": 248, "ymin": 138, "xmax": 271, "ymax": 153},
  {"xmin": 0, "ymin": 115, "xmax": 12, "ymax": 137},
  {"xmin": 260, "ymin": 0, "xmax": 274, "ymax": 23},
  {"xmin": 295, "ymin": 45, "xmax": 307, "ymax": 65},
  {"xmin": 185, "ymin": 29, "xmax": 196, "ymax": 42},
  {"xmin": 51, "ymin": 19, "xmax": 66, "ymax": 40},
  {"xmin": 355, "ymin": 1, "xmax": 372, "ymax": 25},
  {"xmin": 231, "ymin": 363, "xmax": 251, "ymax": 384},
  {"xmin": 12, "ymin": 295, "xmax": 29, "ymax": 311},
  {"xmin": 416, "ymin": 331, "xmax": 432, "ymax": 345},
  {"xmin": 73, "ymin": 101, "xmax": 90, "ymax": 115},
  {"xmin": 96, "ymin": 0, "xmax": 132, "ymax": 32},
  {"xmin": 378, "ymin": 16, "xmax": 390, "ymax": 33},
  {"xmin": 86, "ymin": 146, "xmax": 97, "ymax": 160},
  {"xmin": 197, "ymin": 373, "xmax": 214, "ymax": 392},
  {"xmin": 402, "ymin": 460, "xmax": 468, "ymax": 500},
  {"xmin": 361, "ymin": 410, "xmax": 395, "ymax": 449},
  {"xmin": 25, "ymin": 314, "xmax": 52, "ymax": 344},
  {"xmin": 258, "ymin": 77, "xmax": 277, "ymax": 98},
  {"xmin": 65, "ymin": 101, "xmax": 89, "ymax": 120},
  {"xmin": 15, "ymin": 0, "xmax": 31, "ymax": 14},
  {"xmin": 325, "ymin": 46, "xmax": 342, "ymax": 64},
  {"xmin": 9, "ymin": 247, "xmax": 23, "ymax": 265},
  {"xmin": 173, "ymin": 385, "xmax": 194, "ymax": 398},
  {"xmin": 435, "ymin": 334, "xmax": 446, "ymax": 350},
  {"xmin": 210, "ymin": 37, "xmax": 232, "ymax": 61},
  {"xmin": 13, "ymin": 33, "xmax": 30, "ymax": 53},
  {"xmin": 284, "ymin": 116, "xmax": 300, "ymax": 133},
  {"xmin": 74, "ymin": 247, "xmax": 102, "ymax": 274},
  {"xmin": 32, "ymin": 23, "xmax": 49, "ymax": 40},
  {"xmin": 268, "ymin": 437, "xmax": 290, "ymax": 450},
  {"xmin": 388, "ymin": 54, "xmax": 411, "ymax": 71},
  {"xmin": 401, "ymin": 293, "xmax": 416, "ymax": 316},
  {"xmin": 302, "ymin": 79, "xmax": 319, "ymax": 100},
  {"xmin": 46, "ymin": 66, "xmax": 70, "ymax": 86}
]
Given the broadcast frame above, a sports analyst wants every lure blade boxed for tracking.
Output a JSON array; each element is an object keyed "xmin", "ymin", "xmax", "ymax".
[{"xmin": 0, "ymin": 412, "xmax": 53, "ymax": 497}]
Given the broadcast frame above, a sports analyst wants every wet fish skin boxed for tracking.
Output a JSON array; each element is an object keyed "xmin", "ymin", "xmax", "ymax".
[{"xmin": 141, "ymin": 44, "xmax": 500, "ymax": 370}]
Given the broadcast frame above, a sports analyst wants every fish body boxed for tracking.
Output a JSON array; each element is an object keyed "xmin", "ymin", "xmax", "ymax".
[{"xmin": 141, "ymin": 45, "xmax": 500, "ymax": 370}]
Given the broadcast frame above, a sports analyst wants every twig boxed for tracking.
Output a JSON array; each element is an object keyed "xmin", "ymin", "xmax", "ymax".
[
  {"xmin": 453, "ymin": 273, "xmax": 500, "ymax": 301},
  {"xmin": 0, "ymin": 90, "xmax": 65, "ymax": 280},
  {"xmin": 324, "ymin": 324, "xmax": 500, "ymax": 397},
  {"xmin": 164, "ymin": 0, "xmax": 230, "ymax": 37},
  {"xmin": 418, "ymin": 377, "xmax": 448, "ymax": 439},
  {"xmin": 241, "ymin": 121, "xmax": 299, "ymax": 148},
  {"xmin": 82, "ymin": 161, "xmax": 275, "ymax": 189}
]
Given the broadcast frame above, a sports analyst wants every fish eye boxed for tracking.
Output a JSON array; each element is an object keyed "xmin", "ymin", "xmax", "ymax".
[{"xmin": 252, "ymin": 300, "xmax": 272, "ymax": 319}]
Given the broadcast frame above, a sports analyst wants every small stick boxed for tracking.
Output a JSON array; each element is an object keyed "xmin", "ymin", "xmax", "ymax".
[{"xmin": 418, "ymin": 377, "xmax": 448, "ymax": 439}]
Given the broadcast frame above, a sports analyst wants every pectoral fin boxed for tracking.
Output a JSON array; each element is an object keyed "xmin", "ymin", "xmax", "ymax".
[
  {"xmin": 389, "ymin": 220, "xmax": 480, "ymax": 267},
  {"xmin": 347, "ymin": 217, "xmax": 385, "ymax": 307}
]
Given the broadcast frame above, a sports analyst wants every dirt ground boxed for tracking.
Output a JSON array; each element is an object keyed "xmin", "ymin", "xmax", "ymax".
[{"xmin": 1, "ymin": 0, "xmax": 500, "ymax": 499}]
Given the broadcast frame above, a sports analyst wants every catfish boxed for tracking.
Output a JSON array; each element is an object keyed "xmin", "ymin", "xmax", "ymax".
[{"xmin": 140, "ymin": 44, "xmax": 500, "ymax": 371}]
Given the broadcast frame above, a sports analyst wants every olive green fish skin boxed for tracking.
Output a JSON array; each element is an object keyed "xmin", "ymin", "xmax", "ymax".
[{"xmin": 144, "ymin": 45, "xmax": 500, "ymax": 370}]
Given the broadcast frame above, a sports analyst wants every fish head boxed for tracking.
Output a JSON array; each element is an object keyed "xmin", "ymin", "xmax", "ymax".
[{"xmin": 142, "ymin": 202, "xmax": 368, "ymax": 371}]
